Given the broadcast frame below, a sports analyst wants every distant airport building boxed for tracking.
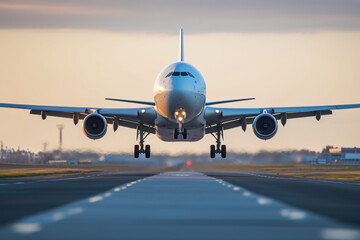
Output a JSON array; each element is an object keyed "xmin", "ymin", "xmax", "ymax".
[
  {"xmin": 0, "ymin": 144, "xmax": 8, "ymax": 160},
  {"xmin": 304, "ymin": 146, "xmax": 360, "ymax": 164},
  {"xmin": 323, "ymin": 146, "xmax": 360, "ymax": 164},
  {"xmin": 47, "ymin": 160, "xmax": 79, "ymax": 165}
]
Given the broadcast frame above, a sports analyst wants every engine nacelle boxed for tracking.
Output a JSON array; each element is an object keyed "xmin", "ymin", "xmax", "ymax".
[
  {"xmin": 82, "ymin": 113, "xmax": 107, "ymax": 140},
  {"xmin": 252, "ymin": 112, "xmax": 278, "ymax": 140}
]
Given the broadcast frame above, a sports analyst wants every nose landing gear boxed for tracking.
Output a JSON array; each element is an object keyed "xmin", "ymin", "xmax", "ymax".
[
  {"xmin": 174, "ymin": 127, "xmax": 187, "ymax": 139},
  {"xmin": 210, "ymin": 124, "xmax": 226, "ymax": 158},
  {"xmin": 134, "ymin": 123, "xmax": 150, "ymax": 158},
  {"xmin": 174, "ymin": 109, "xmax": 187, "ymax": 139}
]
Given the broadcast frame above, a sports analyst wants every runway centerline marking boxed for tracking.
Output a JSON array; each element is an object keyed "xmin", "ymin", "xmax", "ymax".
[
  {"xmin": 322, "ymin": 229, "xmax": 360, "ymax": 240},
  {"xmin": 12, "ymin": 223, "xmax": 42, "ymax": 234},
  {"xmin": 88, "ymin": 196, "xmax": 103, "ymax": 203}
]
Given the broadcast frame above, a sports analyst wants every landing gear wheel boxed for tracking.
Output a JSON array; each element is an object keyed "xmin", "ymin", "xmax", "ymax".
[
  {"xmin": 134, "ymin": 145, "xmax": 139, "ymax": 158},
  {"xmin": 145, "ymin": 145, "xmax": 151, "ymax": 158},
  {"xmin": 183, "ymin": 128, "xmax": 187, "ymax": 139},
  {"xmin": 221, "ymin": 145, "xmax": 226, "ymax": 158},
  {"xmin": 210, "ymin": 145, "xmax": 215, "ymax": 158},
  {"xmin": 174, "ymin": 128, "xmax": 179, "ymax": 139}
]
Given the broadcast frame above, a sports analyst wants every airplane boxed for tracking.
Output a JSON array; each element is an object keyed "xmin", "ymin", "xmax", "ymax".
[{"xmin": 0, "ymin": 28, "xmax": 360, "ymax": 159}]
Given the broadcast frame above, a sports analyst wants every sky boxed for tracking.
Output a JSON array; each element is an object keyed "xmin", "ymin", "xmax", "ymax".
[{"xmin": 0, "ymin": 0, "xmax": 360, "ymax": 154}]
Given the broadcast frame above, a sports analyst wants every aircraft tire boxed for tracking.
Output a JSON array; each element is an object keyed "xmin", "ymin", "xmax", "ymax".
[
  {"xmin": 145, "ymin": 145, "xmax": 151, "ymax": 158},
  {"xmin": 210, "ymin": 145, "xmax": 215, "ymax": 158},
  {"xmin": 221, "ymin": 145, "xmax": 226, "ymax": 158},
  {"xmin": 183, "ymin": 128, "xmax": 187, "ymax": 139},
  {"xmin": 174, "ymin": 128, "xmax": 179, "ymax": 139},
  {"xmin": 134, "ymin": 145, "xmax": 140, "ymax": 158}
]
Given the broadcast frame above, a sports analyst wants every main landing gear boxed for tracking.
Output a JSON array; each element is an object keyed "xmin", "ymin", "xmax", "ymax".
[
  {"xmin": 134, "ymin": 124, "xmax": 150, "ymax": 158},
  {"xmin": 210, "ymin": 124, "xmax": 226, "ymax": 158}
]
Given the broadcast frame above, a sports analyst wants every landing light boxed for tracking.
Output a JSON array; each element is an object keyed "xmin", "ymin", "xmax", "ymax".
[
  {"xmin": 141, "ymin": 109, "xmax": 146, "ymax": 113},
  {"xmin": 178, "ymin": 117, "xmax": 183, "ymax": 121},
  {"xmin": 182, "ymin": 111, "xmax": 186, "ymax": 116}
]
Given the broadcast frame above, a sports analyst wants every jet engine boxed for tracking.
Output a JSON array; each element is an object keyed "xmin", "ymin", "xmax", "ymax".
[
  {"xmin": 252, "ymin": 112, "xmax": 278, "ymax": 140},
  {"xmin": 82, "ymin": 113, "xmax": 107, "ymax": 140}
]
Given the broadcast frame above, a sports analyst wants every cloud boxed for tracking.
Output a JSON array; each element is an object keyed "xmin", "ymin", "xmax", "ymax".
[{"xmin": 0, "ymin": 0, "xmax": 360, "ymax": 33}]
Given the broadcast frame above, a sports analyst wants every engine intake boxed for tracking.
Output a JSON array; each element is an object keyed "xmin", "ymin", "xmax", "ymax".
[
  {"xmin": 252, "ymin": 113, "xmax": 278, "ymax": 140},
  {"xmin": 82, "ymin": 113, "xmax": 107, "ymax": 140}
]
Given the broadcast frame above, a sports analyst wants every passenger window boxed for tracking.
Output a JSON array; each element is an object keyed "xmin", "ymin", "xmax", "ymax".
[
  {"xmin": 172, "ymin": 72, "xmax": 180, "ymax": 76},
  {"xmin": 181, "ymin": 72, "xmax": 188, "ymax": 76},
  {"xmin": 187, "ymin": 72, "xmax": 195, "ymax": 78},
  {"xmin": 165, "ymin": 72, "xmax": 173, "ymax": 78}
]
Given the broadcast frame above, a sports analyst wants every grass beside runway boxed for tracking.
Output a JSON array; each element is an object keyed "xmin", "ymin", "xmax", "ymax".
[
  {"xmin": 285, "ymin": 172, "xmax": 360, "ymax": 181},
  {"xmin": 191, "ymin": 163, "xmax": 360, "ymax": 181},
  {"xmin": 0, "ymin": 163, "xmax": 183, "ymax": 179},
  {"xmin": 0, "ymin": 168, "xmax": 98, "ymax": 178}
]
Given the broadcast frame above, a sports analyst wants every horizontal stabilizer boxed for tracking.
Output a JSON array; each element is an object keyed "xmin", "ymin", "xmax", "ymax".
[
  {"xmin": 206, "ymin": 98, "xmax": 255, "ymax": 106},
  {"xmin": 105, "ymin": 98, "xmax": 155, "ymax": 106}
]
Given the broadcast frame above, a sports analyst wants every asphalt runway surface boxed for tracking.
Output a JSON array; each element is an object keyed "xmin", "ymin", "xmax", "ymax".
[
  {"xmin": 0, "ymin": 171, "xmax": 359, "ymax": 240},
  {"xmin": 0, "ymin": 172, "xmax": 155, "ymax": 226},
  {"xmin": 208, "ymin": 172, "xmax": 360, "ymax": 227}
]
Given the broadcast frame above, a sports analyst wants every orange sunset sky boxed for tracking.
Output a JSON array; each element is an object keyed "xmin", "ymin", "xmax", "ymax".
[{"xmin": 0, "ymin": 1, "xmax": 360, "ymax": 154}]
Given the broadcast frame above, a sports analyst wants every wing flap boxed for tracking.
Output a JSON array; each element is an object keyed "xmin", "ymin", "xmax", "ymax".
[{"xmin": 30, "ymin": 110, "xmax": 84, "ymax": 119}]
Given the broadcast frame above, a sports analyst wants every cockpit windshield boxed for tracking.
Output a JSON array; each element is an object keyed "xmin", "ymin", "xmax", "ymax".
[
  {"xmin": 187, "ymin": 72, "xmax": 195, "ymax": 78},
  {"xmin": 165, "ymin": 72, "xmax": 173, "ymax": 78},
  {"xmin": 165, "ymin": 72, "xmax": 194, "ymax": 78}
]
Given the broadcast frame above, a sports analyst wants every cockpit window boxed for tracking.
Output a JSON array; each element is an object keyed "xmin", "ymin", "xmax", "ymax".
[
  {"xmin": 165, "ymin": 71, "xmax": 195, "ymax": 78},
  {"xmin": 187, "ymin": 72, "xmax": 195, "ymax": 78}
]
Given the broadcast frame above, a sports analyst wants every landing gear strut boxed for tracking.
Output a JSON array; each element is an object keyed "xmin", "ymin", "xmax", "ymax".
[
  {"xmin": 174, "ymin": 128, "xmax": 187, "ymax": 139},
  {"xmin": 210, "ymin": 124, "xmax": 226, "ymax": 158},
  {"xmin": 134, "ymin": 123, "xmax": 150, "ymax": 158},
  {"xmin": 174, "ymin": 121, "xmax": 187, "ymax": 139}
]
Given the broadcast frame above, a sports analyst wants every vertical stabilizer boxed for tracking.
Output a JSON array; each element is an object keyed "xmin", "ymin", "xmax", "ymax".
[{"xmin": 179, "ymin": 28, "xmax": 184, "ymax": 61}]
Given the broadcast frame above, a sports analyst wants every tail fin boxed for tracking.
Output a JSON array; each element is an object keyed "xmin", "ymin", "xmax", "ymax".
[{"xmin": 179, "ymin": 28, "xmax": 184, "ymax": 61}]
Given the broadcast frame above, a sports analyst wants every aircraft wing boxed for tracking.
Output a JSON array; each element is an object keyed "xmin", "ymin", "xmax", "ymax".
[
  {"xmin": 0, "ymin": 103, "xmax": 157, "ymax": 133},
  {"xmin": 204, "ymin": 103, "xmax": 360, "ymax": 134}
]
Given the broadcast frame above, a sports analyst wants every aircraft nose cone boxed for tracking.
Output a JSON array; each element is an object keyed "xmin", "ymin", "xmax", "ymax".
[
  {"xmin": 154, "ymin": 89, "xmax": 205, "ymax": 122},
  {"xmin": 168, "ymin": 77, "xmax": 193, "ymax": 91}
]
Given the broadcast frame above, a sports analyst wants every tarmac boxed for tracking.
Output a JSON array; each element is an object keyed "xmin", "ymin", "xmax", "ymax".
[{"xmin": 0, "ymin": 171, "xmax": 359, "ymax": 240}]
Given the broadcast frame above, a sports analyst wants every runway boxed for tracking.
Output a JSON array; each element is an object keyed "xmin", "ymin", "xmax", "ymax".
[
  {"xmin": 0, "ymin": 172, "xmax": 155, "ymax": 226},
  {"xmin": 0, "ymin": 171, "xmax": 360, "ymax": 240}
]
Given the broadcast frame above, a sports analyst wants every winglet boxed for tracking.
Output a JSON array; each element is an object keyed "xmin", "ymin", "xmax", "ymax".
[{"xmin": 179, "ymin": 28, "xmax": 184, "ymax": 62}]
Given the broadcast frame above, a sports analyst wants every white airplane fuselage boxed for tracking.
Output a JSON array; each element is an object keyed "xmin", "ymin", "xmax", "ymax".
[{"xmin": 153, "ymin": 62, "xmax": 206, "ymax": 141}]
